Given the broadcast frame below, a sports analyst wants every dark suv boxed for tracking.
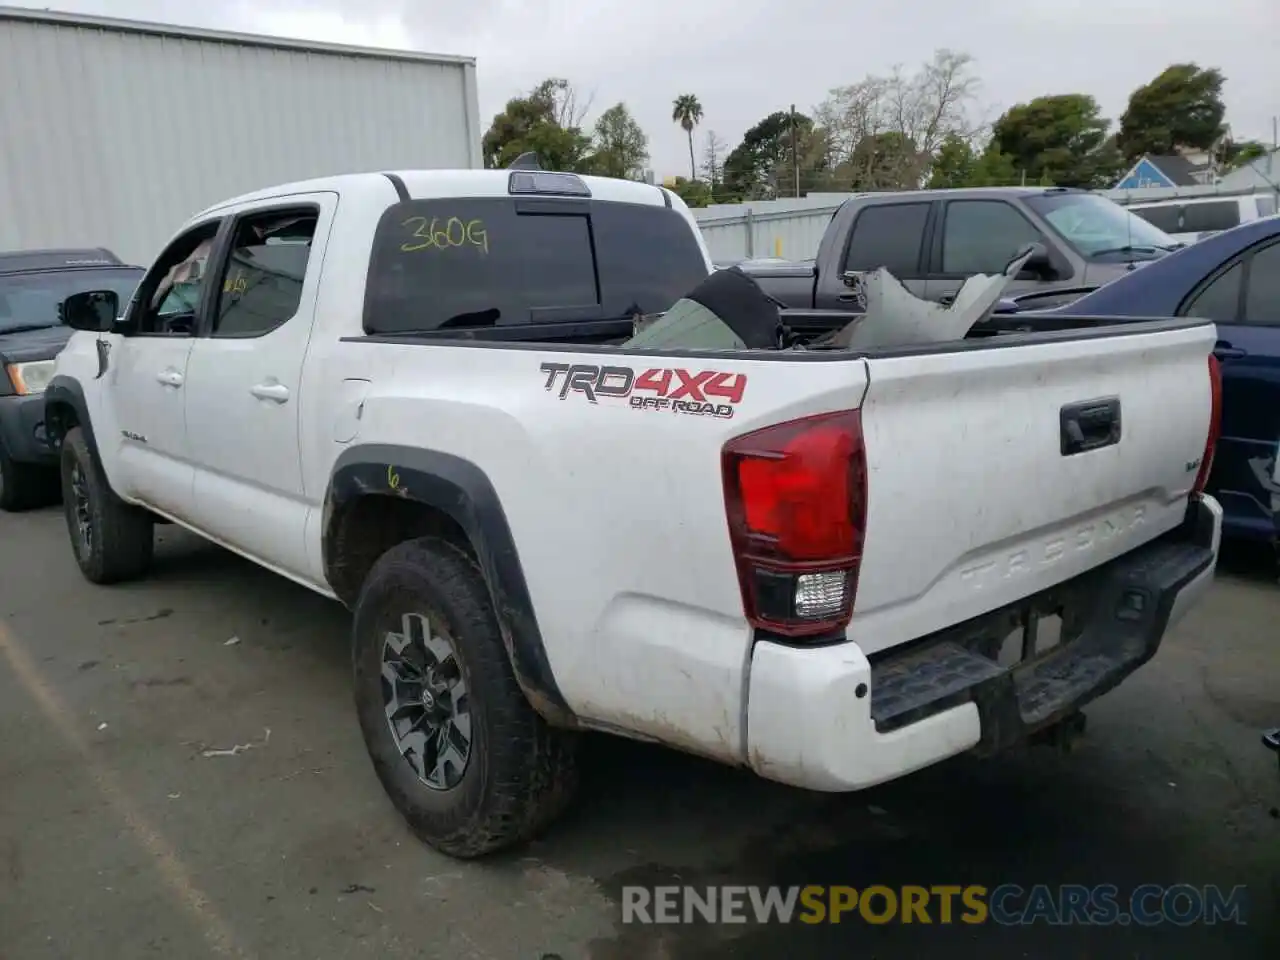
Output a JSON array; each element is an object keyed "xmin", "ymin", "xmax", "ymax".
[{"xmin": 0, "ymin": 248, "xmax": 144, "ymax": 510}]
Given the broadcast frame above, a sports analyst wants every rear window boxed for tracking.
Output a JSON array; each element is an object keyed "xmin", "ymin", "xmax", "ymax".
[
  {"xmin": 1256, "ymin": 194, "xmax": 1277, "ymax": 218},
  {"xmin": 1182, "ymin": 201, "xmax": 1240, "ymax": 233},
  {"xmin": 1129, "ymin": 203, "xmax": 1182, "ymax": 233},
  {"xmin": 363, "ymin": 197, "xmax": 708, "ymax": 334},
  {"xmin": 1130, "ymin": 200, "xmax": 1242, "ymax": 235}
]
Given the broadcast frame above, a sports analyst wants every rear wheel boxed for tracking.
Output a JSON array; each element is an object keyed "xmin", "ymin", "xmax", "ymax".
[
  {"xmin": 59, "ymin": 427, "xmax": 154, "ymax": 583},
  {"xmin": 352, "ymin": 536, "xmax": 578, "ymax": 858}
]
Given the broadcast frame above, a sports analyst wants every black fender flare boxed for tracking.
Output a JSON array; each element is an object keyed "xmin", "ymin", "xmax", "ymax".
[
  {"xmin": 44, "ymin": 375, "xmax": 101, "ymax": 462},
  {"xmin": 324, "ymin": 444, "xmax": 574, "ymax": 725}
]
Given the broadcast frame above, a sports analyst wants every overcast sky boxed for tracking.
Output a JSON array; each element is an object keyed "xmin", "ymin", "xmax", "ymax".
[{"xmin": 10, "ymin": 0, "xmax": 1278, "ymax": 177}]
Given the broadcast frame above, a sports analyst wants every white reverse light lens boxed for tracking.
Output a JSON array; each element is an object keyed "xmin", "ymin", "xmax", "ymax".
[{"xmin": 795, "ymin": 571, "xmax": 848, "ymax": 620}]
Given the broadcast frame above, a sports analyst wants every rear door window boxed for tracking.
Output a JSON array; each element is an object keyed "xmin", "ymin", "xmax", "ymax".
[
  {"xmin": 1130, "ymin": 204, "xmax": 1182, "ymax": 234},
  {"xmin": 1243, "ymin": 242, "xmax": 1280, "ymax": 325},
  {"xmin": 1181, "ymin": 261, "xmax": 1243, "ymax": 322},
  {"xmin": 841, "ymin": 203, "xmax": 929, "ymax": 276},
  {"xmin": 363, "ymin": 197, "xmax": 708, "ymax": 334}
]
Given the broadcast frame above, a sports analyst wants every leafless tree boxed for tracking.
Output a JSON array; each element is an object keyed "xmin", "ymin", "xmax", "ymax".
[
  {"xmin": 532, "ymin": 77, "xmax": 596, "ymax": 130},
  {"xmin": 701, "ymin": 130, "xmax": 728, "ymax": 186},
  {"xmin": 813, "ymin": 49, "xmax": 982, "ymax": 190}
]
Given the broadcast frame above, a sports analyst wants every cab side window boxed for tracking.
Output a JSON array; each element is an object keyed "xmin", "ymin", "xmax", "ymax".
[
  {"xmin": 841, "ymin": 203, "xmax": 929, "ymax": 277},
  {"xmin": 126, "ymin": 221, "xmax": 221, "ymax": 337},
  {"xmin": 211, "ymin": 209, "xmax": 317, "ymax": 338},
  {"xmin": 941, "ymin": 201, "xmax": 1043, "ymax": 275}
]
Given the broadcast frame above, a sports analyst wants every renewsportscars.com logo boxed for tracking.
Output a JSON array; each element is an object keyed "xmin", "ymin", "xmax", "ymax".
[{"xmin": 622, "ymin": 883, "xmax": 1250, "ymax": 927}]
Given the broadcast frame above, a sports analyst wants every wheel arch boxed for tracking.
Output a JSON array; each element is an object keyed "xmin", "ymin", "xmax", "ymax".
[
  {"xmin": 323, "ymin": 444, "xmax": 575, "ymax": 727},
  {"xmin": 44, "ymin": 376, "xmax": 100, "ymax": 462}
]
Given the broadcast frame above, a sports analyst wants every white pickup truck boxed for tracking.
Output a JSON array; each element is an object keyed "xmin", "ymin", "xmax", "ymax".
[{"xmin": 46, "ymin": 168, "xmax": 1224, "ymax": 859}]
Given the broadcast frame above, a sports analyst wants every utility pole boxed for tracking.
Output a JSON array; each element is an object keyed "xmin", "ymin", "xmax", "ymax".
[{"xmin": 789, "ymin": 104, "xmax": 801, "ymax": 198}]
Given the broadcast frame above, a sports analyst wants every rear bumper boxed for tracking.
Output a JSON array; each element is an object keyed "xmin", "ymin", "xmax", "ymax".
[
  {"xmin": 745, "ymin": 494, "xmax": 1222, "ymax": 792},
  {"xmin": 0, "ymin": 393, "xmax": 57, "ymax": 465}
]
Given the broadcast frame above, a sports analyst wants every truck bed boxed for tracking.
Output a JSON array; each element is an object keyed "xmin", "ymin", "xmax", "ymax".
[{"xmin": 343, "ymin": 315, "xmax": 1216, "ymax": 726}]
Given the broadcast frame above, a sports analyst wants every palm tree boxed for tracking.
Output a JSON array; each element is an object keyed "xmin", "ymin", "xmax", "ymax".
[{"xmin": 672, "ymin": 94, "xmax": 704, "ymax": 181}]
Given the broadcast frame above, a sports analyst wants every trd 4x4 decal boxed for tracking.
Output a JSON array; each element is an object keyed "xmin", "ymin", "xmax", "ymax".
[{"xmin": 539, "ymin": 362, "xmax": 747, "ymax": 419}]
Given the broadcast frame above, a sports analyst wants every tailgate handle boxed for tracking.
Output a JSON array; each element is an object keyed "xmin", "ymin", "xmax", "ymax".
[{"xmin": 1060, "ymin": 397, "xmax": 1121, "ymax": 456}]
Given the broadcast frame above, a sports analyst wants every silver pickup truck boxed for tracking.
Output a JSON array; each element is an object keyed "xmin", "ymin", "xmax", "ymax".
[{"xmin": 738, "ymin": 187, "xmax": 1184, "ymax": 311}]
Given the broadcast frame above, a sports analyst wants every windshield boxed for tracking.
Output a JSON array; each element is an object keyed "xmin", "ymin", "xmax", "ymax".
[
  {"xmin": 1025, "ymin": 193, "xmax": 1179, "ymax": 261},
  {"xmin": 0, "ymin": 267, "xmax": 144, "ymax": 333}
]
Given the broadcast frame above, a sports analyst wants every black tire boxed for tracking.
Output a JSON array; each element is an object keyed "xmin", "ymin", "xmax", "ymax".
[
  {"xmin": 0, "ymin": 442, "xmax": 55, "ymax": 512},
  {"xmin": 352, "ymin": 536, "xmax": 578, "ymax": 859},
  {"xmin": 59, "ymin": 427, "xmax": 154, "ymax": 584}
]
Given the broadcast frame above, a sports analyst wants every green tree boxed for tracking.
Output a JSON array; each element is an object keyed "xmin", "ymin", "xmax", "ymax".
[
  {"xmin": 668, "ymin": 176, "xmax": 713, "ymax": 208},
  {"xmin": 992, "ymin": 94, "xmax": 1118, "ymax": 189},
  {"xmin": 723, "ymin": 110, "xmax": 832, "ymax": 198},
  {"xmin": 672, "ymin": 94, "xmax": 704, "ymax": 181},
  {"xmin": 1117, "ymin": 64, "xmax": 1226, "ymax": 161},
  {"xmin": 1223, "ymin": 139, "xmax": 1271, "ymax": 172},
  {"xmin": 927, "ymin": 133, "xmax": 976, "ymax": 188},
  {"xmin": 591, "ymin": 103, "xmax": 649, "ymax": 180},
  {"xmin": 482, "ymin": 78, "xmax": 593, "ymax": 172},
  {"xmin": 969, "ymin": 142, "xmax": 1020, "ymax": 186},
  {"xmin": 724, "ymin": 111, "xmax": 790, "ymax": 198}
]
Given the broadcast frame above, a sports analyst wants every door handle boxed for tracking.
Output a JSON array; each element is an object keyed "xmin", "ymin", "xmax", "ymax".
[
  {"xmin": 251, "ymin": 382, "xmax": 290, "ymax": 403},
  {"xmin": 1213, "ymin": 342, "xmax": 1247, "ymax": 361},
  {"xmin": 156, "ymin": 369, "xmax": 184, "ymax": 387},
  {"xmin": 938, "ymin": 294, "xmax": 957, "ymax": 307}
]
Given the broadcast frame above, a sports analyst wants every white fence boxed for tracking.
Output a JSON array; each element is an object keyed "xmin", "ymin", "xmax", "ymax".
[{"xmin": 691, "ymin": 183, "xmax": 1280, "ymax": 263}]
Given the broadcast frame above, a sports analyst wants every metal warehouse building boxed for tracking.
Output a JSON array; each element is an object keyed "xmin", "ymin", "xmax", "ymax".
[{"xmin": 0, "ymin": 6, "xmax": 482, "ymax": 264}]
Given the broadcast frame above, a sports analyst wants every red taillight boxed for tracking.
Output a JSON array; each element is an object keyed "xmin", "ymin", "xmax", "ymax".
[
  {"xmin": 1193, "ymin": 354, "xmax": 1222, "ymax": 496},
  {"xmin": 721, "ymin": 409, "xmax": 867, "ymax": 638}
]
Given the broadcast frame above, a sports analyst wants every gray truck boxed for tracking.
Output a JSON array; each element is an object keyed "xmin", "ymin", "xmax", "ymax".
[{"xmin": 738, "ymin": 186, "xmax": 1185, "ymax": 312}]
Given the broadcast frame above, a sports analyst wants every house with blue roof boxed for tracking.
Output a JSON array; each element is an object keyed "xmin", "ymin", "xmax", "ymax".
[{"xmin": 1113, "ymin": 153, "xmax": 1213, "ymax": 190}]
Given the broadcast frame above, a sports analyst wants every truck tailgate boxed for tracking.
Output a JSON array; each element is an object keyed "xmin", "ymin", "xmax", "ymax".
[{"xmin": 852, "ymin": 320, "xmax": 1216, "ymax": 655}]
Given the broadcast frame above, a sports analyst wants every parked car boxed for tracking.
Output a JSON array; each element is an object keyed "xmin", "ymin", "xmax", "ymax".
[
  {"xmin": 736, "ymin": 186, "xmax": 1183, "ymax": 310},
  {"xmin": 1001, "ymin": 214, "xmax": 1280, "ymax": 544},
  {"xmin": 46, "ymin": 168, "xmax": 1221, "ymax": 859},
  {"xmin": 1126, "ymin": 192, "xmax": 1277, "ymax": 246},
  {"xmin": 0, "ymin": 248, "xmax": 144, "ymax": 510}
]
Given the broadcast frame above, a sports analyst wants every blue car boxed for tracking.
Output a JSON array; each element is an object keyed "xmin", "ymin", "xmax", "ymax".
[{"xmin": 1003, "ymin": 215, "xmax": 1280, "ymax": 544}]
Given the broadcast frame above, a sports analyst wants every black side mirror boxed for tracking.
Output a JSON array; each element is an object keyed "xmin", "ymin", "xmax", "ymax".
[
  {"xmin": 1013, "ymin": 242, "xmax": 1054, "ymax": 280},
  {"xmin": 60, "ymin": 290, "xmax": 119, "ymax": 332}
]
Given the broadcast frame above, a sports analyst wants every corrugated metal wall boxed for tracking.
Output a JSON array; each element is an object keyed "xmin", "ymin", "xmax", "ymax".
[
  {"xmin": 0, "ymin": 9, "xmax": 480, "ymax": 264},
  {"xmin": 693, "ymin": 198, "xmax": 845, "ymax": 262}
]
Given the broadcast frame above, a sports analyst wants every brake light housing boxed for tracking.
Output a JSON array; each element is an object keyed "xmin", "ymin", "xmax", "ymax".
[
  {"xmin": 1193, "ymin": 353, "xmax": 1222, "ymax": 496},
  {"xmin": 721, "ymin": 409, "xmax": 868, "ymax": 638}
]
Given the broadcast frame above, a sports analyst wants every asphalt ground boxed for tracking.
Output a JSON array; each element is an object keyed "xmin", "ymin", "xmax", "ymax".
[{"xmin": 1, "ymin": 505, "xmax": 1277, "ymax": 959}]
